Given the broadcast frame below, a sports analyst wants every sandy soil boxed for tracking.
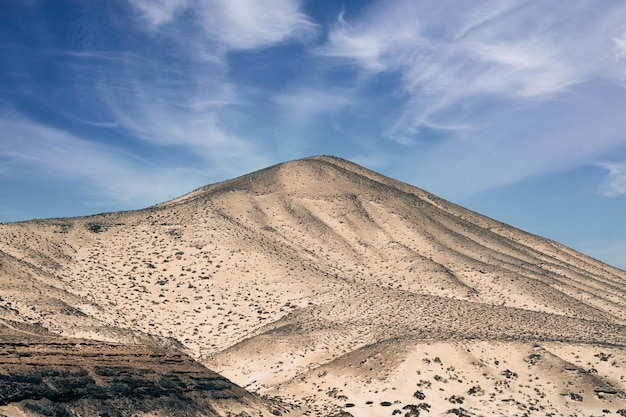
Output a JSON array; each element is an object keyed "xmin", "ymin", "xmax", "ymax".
[{"xmin": 0, "ymin": 155, "xmax": 625, "ymax": 416}]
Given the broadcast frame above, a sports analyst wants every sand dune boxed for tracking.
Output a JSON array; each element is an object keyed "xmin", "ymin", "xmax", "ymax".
[{"xmin": 0, "ymin": 155, "xmax": 625, "ymax": 416}]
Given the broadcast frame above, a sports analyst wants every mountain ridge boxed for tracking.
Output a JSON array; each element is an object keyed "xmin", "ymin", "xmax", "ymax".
[{"xmin": 1, "ymin": 155, "xmax": 625, "ymax": 416}]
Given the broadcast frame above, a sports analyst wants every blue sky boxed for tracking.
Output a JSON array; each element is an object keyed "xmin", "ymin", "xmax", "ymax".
[{"xmin": 1, "ymin": 1, "xmax": 626, "ymax": 270}]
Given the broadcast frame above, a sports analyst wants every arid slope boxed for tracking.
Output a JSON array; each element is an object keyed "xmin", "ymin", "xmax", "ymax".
[{"xmin": 1, "ymin": 155, "xmax": 625, "ymax": 416}]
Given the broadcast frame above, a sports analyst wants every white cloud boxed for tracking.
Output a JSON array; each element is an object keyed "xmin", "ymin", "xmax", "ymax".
[
  {"xmin": 90, "ymin": 52, "xmax": 272, "ymax": 179},
  {"xmin": 322, "ymin": 1, "xmax": 626, "ymax": 122},
  {"xmin": 111, "ymin": 1, "xmax": 317, "ymax": 172},
  {"xmin": 128, "ymin": 0, "xmax": 317, "ymax": 51},
  {"xmin": 320, "ymin": 0, "xmax": 443, "ymax": 73},
  {"xmin": 319, "ymin": 0, "xmax": 626, "ymax": 196},
  {"xmin": 597, "ymin": 161, "xmax": 626, "ymax": 197},
  {"xmin": 614, "ymin": 31, "xmax": 626, "ymax": 84},
  {"xmin": 0, "ymin": 114, "xmax": 215, "ymax": 209},
  {"xmin": 129, "ymin": 0, "xmax": 188, "ymax": 27},
  {"xmin": 199, "ymin": 0, "xmax": 317, "ymax": 50},
  {"xmin": 614, "ymin": 32, "xmax": 626, "ymax": 59},
  {"xmin": 374, "ymin": 77, "xmax": 626, "ymax": 201}
]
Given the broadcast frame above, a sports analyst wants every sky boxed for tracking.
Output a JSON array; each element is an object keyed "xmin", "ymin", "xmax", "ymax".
[{"xmin": 1, "ymin": 1, "xmax": 626, "ymax": 270}]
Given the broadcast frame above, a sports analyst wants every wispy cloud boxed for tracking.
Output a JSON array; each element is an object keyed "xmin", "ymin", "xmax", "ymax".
[
  {"xmin": 0, "ymin": 114, "xmax": 210, "ymax": 209},
  {"xmin": 323, "ymin": 0, "xmax": 624, "ymax": 121},
  {"xmin": 3, "ymin": 0, "xmax": 316, "ymax": 217},
  {"xmin": 128, "ymin": 0, "xmax": 317, "ymax": 51},
  {"xmin": 320, "ymin": 0, "xmax": 626, "ymax": 196},
  {"xmin": 614, "ymin": 31, "xmax": 626, "ymax": 59},
  {"xmin": 104, "ymin": 0, "xmax": 319, "ymax": 172},
  {"xmin": 128, "ymin": 0, "xmax": 188, "ymax": 27},
  {"xmin": 597, "ymin": 161, "xmax": 626, "ymax": 197},
  {"xmin": 89, "ymin": 51, "xmax": 272, "ymax": 177}
]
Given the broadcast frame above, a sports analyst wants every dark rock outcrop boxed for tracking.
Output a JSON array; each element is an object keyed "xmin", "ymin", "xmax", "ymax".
[{"xmin": 0, "ymin": 331, "xmax": 286, "ymax": 417}]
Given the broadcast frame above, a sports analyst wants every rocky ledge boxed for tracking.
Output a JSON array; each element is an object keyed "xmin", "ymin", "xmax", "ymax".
[{"xmin": 0, "ymin": 332, "xmax": 289, "ymax": 417}]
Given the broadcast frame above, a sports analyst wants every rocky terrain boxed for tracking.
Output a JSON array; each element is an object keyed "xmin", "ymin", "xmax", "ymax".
[
  {"xmin": 0, "ymin": 324, "xmax": 288, "ymax": 417},
  {"xmin": 0, "ymin": 155, "xmax": 625, "ymax": 416}
]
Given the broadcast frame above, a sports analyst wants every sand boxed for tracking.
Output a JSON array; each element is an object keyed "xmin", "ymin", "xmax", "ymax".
[{"xmin": 0, "ymin": 155, "xmax": 625, "ymax": 416}]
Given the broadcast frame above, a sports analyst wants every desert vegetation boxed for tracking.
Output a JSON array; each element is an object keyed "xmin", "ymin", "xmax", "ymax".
[{"xmin": 0, "ymin": 156, "xmax": 625, "ymax": 416}]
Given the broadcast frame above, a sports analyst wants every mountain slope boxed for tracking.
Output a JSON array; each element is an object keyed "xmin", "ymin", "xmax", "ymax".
[{"xmin": 1, "ymin": 155, "xmax": 625, "ymax": 416}]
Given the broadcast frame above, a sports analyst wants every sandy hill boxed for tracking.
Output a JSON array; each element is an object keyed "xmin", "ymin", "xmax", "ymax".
[{"xmin": 0, "ymin": 155, "xmax": 625, "ymax": 417}]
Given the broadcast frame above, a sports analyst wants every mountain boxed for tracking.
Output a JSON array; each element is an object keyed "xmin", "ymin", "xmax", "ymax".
[{"xmin": 0, "ymin": 155, "xmax": 625, "ymax": 417}]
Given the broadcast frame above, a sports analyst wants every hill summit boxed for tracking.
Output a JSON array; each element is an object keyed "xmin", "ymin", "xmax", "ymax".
[{"xmin": 1, "ymin": 155, "xmax": 625, "ymax": 416}]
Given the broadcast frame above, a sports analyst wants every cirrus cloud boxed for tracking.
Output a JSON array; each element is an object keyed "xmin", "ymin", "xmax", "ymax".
[
  {"xmin": 128, "ymin": 0, "xmax": 318, "ymax": 51},
  {"xmin": 319, "ymin": 0, "xmax": 626, "ymax": 197}
]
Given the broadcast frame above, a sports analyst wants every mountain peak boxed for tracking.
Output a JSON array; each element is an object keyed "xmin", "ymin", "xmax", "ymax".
[
  {"xmin": 1, "ymin": 156, "xmax": 625, "ymax": 416},
  {"xmin": 159, "ymin": 155, "xmax": 425, "ymax": 209}
]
